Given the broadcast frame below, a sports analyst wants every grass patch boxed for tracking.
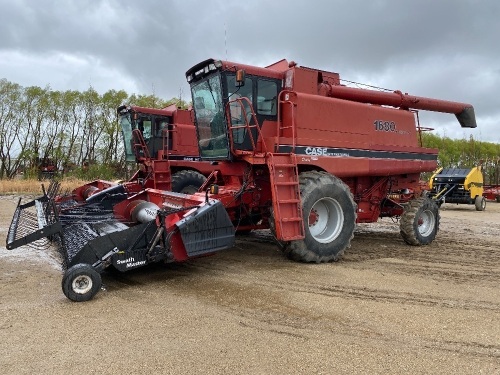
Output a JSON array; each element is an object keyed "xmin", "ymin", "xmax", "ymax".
[{"xmin": 0, "ymin": 178, "xmax": 88, "ymax": 195}]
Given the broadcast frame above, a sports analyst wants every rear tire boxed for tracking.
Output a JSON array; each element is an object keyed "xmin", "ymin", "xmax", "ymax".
[
  {"xmin": 285, "ymin": 171, "xmax": 357, "ymax": 263},
  {"xmin": 171, "ymin": 170, "xmax": 206, "ymax": 194},
  {"xmin": 62, "ymin": 264, "xmax": 102, "ymax": 302},
  {"xmin": 475, "ymin": 196, "xmax": 486, "ymax": 211},
  {"xmin": 400, "ymin": 197, "xmax": 439, "ymax": 245}
]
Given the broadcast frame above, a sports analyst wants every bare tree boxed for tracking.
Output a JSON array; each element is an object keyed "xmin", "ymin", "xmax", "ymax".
[{"xmin": 0, "ymin": 80, "xmax": 28, "ymax": 178}]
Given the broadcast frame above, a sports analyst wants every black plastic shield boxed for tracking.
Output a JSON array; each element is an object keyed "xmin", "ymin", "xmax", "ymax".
[{"xmin": 176, "ymin": 200, "xmax": 235, "ymax": 257}]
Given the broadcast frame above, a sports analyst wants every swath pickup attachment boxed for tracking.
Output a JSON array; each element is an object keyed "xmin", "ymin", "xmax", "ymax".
[{"xmin": 6, "ymin": 195, "xmax": 62, "ymax": 250}]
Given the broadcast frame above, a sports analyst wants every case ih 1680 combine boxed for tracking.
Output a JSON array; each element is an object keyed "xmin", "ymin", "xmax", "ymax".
[{"xmin": 7, "ymin": 58, "xmax": 477, "ymax": 301}]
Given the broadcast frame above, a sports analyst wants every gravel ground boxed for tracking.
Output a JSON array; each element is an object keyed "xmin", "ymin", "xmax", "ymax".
[{"xmin": 0, "ymin": 195, "xmax": 499, "ymax": 374}]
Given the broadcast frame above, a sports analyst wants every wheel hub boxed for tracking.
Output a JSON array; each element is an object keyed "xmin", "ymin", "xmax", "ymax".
[
  {"xmin": 308, "ymin": 210, "xmax": 319, "ymax": 226},
  {"xmin": 72, "ymin": 275, "xmax": 93, "ymax": 295},
  {"xmin": 308, "ymin": 197, "xmax": 343, "ymax": 243},
  {"xmin": 417, "ymin": 209, "xmax": 435, "ymax": 237}
]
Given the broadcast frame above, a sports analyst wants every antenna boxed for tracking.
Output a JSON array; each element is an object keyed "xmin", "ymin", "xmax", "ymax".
[
  {"xmin": 152, "ymin": 83, "xmax": 156, "ymax": 107},
  {"xmin": 224, "ymin": 22, "xmax": 228, "ymax": 60}
]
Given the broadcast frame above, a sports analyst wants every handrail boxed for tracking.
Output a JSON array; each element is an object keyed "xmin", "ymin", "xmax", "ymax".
[
  {"xmin": 225, "ymin": 97, "xmax": 267, "ymax": 156},
  {"xmin": 277, "ymin": 90, "xmax": 297, "ymax": 153},
  {"xmin": 131, "ymin": 129, "xmax": 151, "ymax": 161},
  {"xmin": 412, "ymin": 110, "xmax": 434, "ymax": 147}
]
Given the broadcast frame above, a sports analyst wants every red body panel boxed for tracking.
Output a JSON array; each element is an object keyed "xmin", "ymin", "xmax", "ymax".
[
  {"xmin": 278, "ymin": 91, "xmax": 439, "ymax": 176},
  {"xmin": 483, "ymin": 185, "xmax": 500, "ymax": 201}
]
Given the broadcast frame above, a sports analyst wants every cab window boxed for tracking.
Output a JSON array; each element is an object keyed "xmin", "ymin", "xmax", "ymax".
[{"xmin": 257, "ymin": 79, "xmax": 278, "ymax": 116}]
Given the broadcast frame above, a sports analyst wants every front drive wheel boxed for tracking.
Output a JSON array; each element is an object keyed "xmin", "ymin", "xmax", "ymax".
[
  {"xmin": 62, "ymin": 264, "xmax": 102, "ymax": 302},
  {"xmin": 285, "ymin": 171, "xmax": 357, "ymax": 263},
  {"xmin": 400, "ymin": 197, "xmax": 440, "ymax": 245},
  {"xmin": 171, "ymin": 170, "xmax": 206, "ymax": 194}
]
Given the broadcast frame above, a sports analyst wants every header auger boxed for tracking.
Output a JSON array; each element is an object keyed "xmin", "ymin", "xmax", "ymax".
[{"xmin": 6, "ymin": 58, "xmax": 477, "ymax": 301}]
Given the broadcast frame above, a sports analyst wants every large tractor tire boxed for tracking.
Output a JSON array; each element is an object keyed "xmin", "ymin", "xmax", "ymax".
[
  {"xmin": 62, "ymin": 264, "xmax": 102, "ymax": 302},
  {"xmin": 475, "ymin": 196, "xmax": 486, "ymax": 211},
  {"xmin": 284, "ymin": 171, "xmax": 357, "ymax": 263},
  {"xmin": 400, "ymin": 197, "xmax": 439, "ymax": 246},
  {"xmin": 171, "ymin": 170, "xmax": 206, "ymax": 194}
]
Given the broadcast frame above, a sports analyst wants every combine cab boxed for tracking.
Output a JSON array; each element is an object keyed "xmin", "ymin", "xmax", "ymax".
[
  {"xmin": 6, "ymin": 58, "xmax": 478, "ymax": 301},
  {"xmin": 428, "ymin": 166, "xmax": 486, "ymax": 210}
]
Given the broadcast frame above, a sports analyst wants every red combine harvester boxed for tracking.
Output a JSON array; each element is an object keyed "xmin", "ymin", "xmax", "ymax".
[
  {"xmin": 37, "ymin": 157, "xmax": 58, "ymax": 180},
  {"xmin": 6, "ymin": 58, "xmax": 477, "ymax": 301},
  {"xmin": 117, "ymin": 104, "xmax": 215, "ymax": 193},
  {"xmin": 70, "ymin": 104, "xmax": 214, "ymax": 203}
]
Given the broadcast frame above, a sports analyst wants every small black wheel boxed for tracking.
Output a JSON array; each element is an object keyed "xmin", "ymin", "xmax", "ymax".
[
  {"xmin": 475, "ymin": 196, "xmax": 486, "ymax": 211},
  {"xmin": 171, "ymin": 170, "xmax": 206, "ymax": 194},
  {"xmin": 285, "ymin": 171, "xmax": 357, "ymax": 263},
  {"xmin": 400, "ymin": 197, "xmax": 440, "ymax": 245},
  {"xmin": 62, "ymin": 264, "xmax": 102, "ymax": 302}
]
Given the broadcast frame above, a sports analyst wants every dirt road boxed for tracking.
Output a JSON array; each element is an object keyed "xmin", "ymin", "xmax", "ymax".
[{"xmin": 1, "ymin": 195, "xmax": 499, "ymax": 374}]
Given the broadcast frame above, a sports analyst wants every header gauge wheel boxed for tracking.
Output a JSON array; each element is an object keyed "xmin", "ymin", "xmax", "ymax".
[{"xmin": 62, "ymin": 264, "xmax": 102, "ymax": 302}]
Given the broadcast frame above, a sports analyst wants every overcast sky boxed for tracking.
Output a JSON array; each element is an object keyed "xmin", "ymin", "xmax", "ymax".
[{"xmin": 1, "ymin": 0, "xmax": 499, "ymax": 143}]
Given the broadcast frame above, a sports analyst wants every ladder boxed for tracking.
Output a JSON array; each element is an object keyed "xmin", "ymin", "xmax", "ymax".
[
  {"xmin": 266, "ymin": 153, "xmax": 304, "ymax": 241},
  {"xmin": 151, "ymin": 160, "xmax": 172, "ymax": 191}
]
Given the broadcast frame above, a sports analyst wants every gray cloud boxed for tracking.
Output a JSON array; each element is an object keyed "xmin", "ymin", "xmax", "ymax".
[{"xmin": 1, "ymin": 0, "xmax": 498, "ymax": 142}]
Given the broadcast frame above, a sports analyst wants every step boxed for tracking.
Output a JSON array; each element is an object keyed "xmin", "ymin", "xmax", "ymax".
[
  {"xmin": 281, "ymin": 217, "xmax": 303, "ymax": 222},
  {"xmin": 273, "ymin": 181, "xmax": 298, "ymax": 186},
  {"xmin": 276, "ymin": 199, "xmax": 301, "ymax": 204}
]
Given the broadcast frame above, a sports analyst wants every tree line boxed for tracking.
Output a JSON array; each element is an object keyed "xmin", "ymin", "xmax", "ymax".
[
  {"xmin": 0, "ymin": 78, "xmax": 188, "ymax": 179},
  {"xmin": 1, "ymin": 78, "xmax": 499, "ymax": 183}
]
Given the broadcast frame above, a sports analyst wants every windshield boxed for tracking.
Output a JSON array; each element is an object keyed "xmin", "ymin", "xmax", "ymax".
[
  {"xmin": 191, "ymin": 74, "xmax": 229, "ymax": 159},
  {"xmin": 119, "ymin": 113, "xmax": 135, "ymax": 162}
]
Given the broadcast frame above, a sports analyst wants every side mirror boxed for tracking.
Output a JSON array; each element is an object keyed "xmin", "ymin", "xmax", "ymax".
[
  {"xmin": 209, "ymin": 184, "xmax": 219, "ymax": 194},
  {"xmin": 205, "ymin": 184, "xmax": 219, "ymax": 203},
  {"xmin": 236, "ymin": 69, "xmax": 246, "ymax": 87}
]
